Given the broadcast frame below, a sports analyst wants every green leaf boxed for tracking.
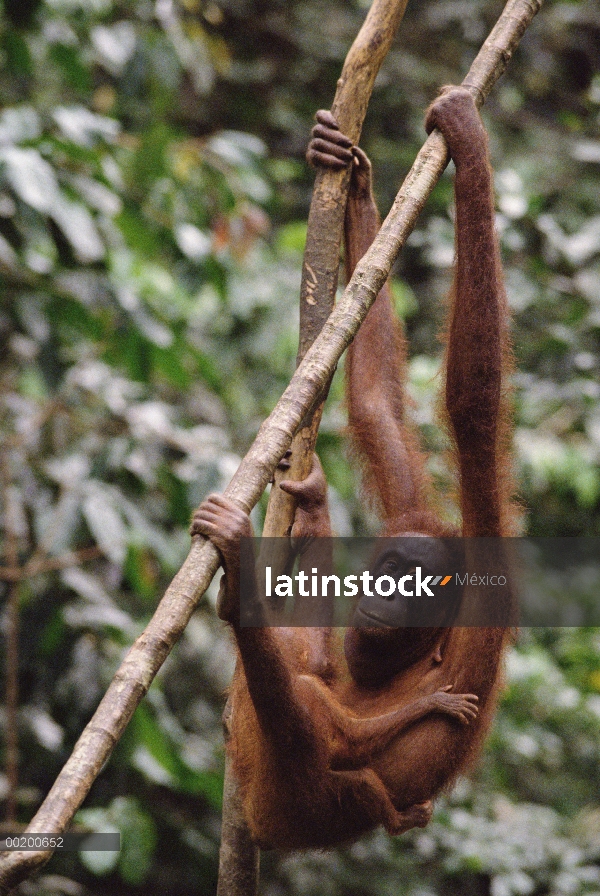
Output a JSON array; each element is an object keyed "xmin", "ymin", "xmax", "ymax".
[
  {"xmin": 49, "ymin": 44, "xmax": 93, "ymax": 92},
  {"xmin": 390, "ymin": 278, "xmax": 418, "ymax": 320},
  {"xmin": 0, "ymin": 105, "xmax": 41, "ymax": 143},
  {"xmin": 82, "ymin": 485, "xmax": 127, "ymax": 565},
  {"xmin": 149, "ymin": 342, "xmax": 190, "ymax": 389},
  {"xmin": 116, "ymin": 206, "xmax": 163, "ymax": 256},
  {"xmin": 79, "ymin": 798, "xmax": 156, "ymax": 885},
  {"xmin": 1, "ymin": 30, "xmax": 33, "ymax": 76},
  {"xmin": 275, "ymin": 220, "xmax": 306, "ymax": 254},
  {"xmin": 51, "ymin": 196, "xmax": 105, "ymax": 263},
  {"xmin": 18, "ymin": 367, "xmax": 48, "ymax": 400},
  {"xmin": 53, "ymin": 106, "xmax": 119, "ymax": 147},
  {"xmin": 0, "ymin": 146, "xmax": 60, "ymax": 213},
  {"xmin": 124, "ymin": 545, "xmax": 159, "ymax": 599},
  {"xmin": 78, "ymin": 824, "xmax": 121, "ymax": 876},
  {"xmin": 116, "ymin": 802, "xmax": 157, "ymax": 886},
  {"xmin": 131, "ymin": 704, "xmax": 223, "ymax": 807},
  {"xmin": 175, "ymin": 222, "xmax": 211, "ymax": 261},
  {"xmin": 91, "ymin": 22, "xmax": 136, "ymax": 77}
]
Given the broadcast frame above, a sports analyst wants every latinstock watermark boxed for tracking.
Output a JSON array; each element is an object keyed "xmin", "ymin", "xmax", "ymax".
[{"xmin": 240, "ymin": 537, "xmax": 600, "ymax": 627}]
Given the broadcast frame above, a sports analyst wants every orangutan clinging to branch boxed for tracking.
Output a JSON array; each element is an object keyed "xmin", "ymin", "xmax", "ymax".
[{"xmin": 191, "ymin": 87, "xmax": 516, "ymax": 850}]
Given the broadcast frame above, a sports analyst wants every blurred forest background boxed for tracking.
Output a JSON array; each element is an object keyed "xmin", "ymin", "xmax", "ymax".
[{"xmin": 1, "ymin": 0, "xmax": 599, "ymax": 894}]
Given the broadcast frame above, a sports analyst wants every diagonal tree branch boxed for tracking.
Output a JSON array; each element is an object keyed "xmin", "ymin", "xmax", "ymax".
[{"xmin": 0, "ymin": 0, "xmax": 543, "ymax": 891}]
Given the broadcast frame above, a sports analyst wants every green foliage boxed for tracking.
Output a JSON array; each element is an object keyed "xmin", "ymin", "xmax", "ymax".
[
  {"xmin": 77, "ymin": 798, "xmax": 156, "ymax": 883},
  {"xmin": 0, "ymin": 1, "xmax": 599, "ymax": 894}
]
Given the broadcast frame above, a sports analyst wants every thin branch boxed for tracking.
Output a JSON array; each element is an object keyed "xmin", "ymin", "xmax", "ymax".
[
  {"xmin": 3, "ymin": 586, "xmax": 19, "ymax": 826},
  {"xmin": 0, "ymin": 547, "xmax": 103, "ymax": 583},
  {"xmin": 0, "ymin": 1, "xmax": 543, "ymax": 890},
  {"xmin": 25, "ymin": 547, "xmax": 103, "ymax": 578},
  {"xmin": 1, "ymin": 456, "xmax": 20, "ymax": 825},
  {"xmin": 216, "ymin": 701, "xmax": 260, "ymax": 896}
]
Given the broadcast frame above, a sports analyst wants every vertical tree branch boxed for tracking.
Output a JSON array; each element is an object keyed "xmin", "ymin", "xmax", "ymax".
[
  {"xmin": 216, "ymin": 700, "xmax": 260, "ymax": 896},
  {"xmin": 4, "ymin": 585, "xmax": 19, "ymax": 827},
  {"xmin": 262, "ymin": 0, "xmax": 410, "ymax": 541},
  {"xmin": 1, "ymin": 455, "xmax": 20, "ymax": 826}
]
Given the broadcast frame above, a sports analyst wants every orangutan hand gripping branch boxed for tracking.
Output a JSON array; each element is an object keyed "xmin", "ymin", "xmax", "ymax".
[{"xmin": 191, "ymin": 87, "xmax": 516, "ymax": 850}]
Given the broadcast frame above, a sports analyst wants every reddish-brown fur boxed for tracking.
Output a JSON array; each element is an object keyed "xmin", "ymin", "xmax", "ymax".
[{"xmin": 191, "ymin": 87, "xmax": 516, "ymax": 850}]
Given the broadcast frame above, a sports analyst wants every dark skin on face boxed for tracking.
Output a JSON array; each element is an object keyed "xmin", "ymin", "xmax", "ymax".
[{"xmin": 191, "ymin": 87, "xmax": 515, "ymax": 851}]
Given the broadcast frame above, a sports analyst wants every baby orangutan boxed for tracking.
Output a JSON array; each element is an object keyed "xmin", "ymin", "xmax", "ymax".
[{"xmin": 191, "ymin": 87, "xmax": 515, "ymax": 850}]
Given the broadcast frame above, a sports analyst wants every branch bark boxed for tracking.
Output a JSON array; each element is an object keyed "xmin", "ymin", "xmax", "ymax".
[
  {"xmin": 0, "ymin": 1, "xmax": 543, "ymax": 891},
  {"xmin": 263, "ymin": 0, "xmax": 410, "ymax": 542},
  {"xmin": 216, "ymin": 700, "xmax": 260, "ymax": 896}
]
